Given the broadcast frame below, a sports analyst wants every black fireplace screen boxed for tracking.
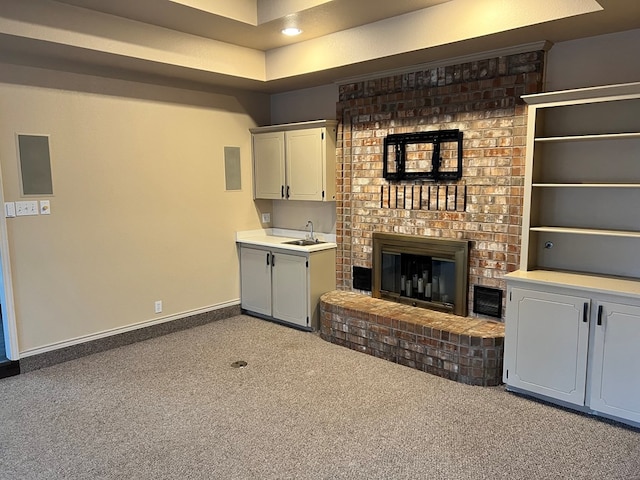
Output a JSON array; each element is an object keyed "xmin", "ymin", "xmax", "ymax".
[
  {"xmin": 372, "ymin": 233, "xmax": 470, "ymax": 316},
  {"xmin": 381, "ymin": 252, "xmax": 456, "ymax": 305}
]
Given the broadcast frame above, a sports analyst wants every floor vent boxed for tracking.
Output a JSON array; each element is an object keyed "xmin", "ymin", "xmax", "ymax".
[{"xmin": 473, "ymin": 286, "xmax": 503, "ymax": 319}]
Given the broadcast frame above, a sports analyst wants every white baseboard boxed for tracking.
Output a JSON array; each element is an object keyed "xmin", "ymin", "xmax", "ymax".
[{"xmin": 19, "ymin": 299, "xmax": 240, "ymax": 358}]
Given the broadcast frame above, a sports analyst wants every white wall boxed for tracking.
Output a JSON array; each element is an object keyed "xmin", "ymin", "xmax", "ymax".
[
  {"xmin": 270, "ymin": 84, "xmax": 338, "ymax": 124},
  {"xmin": 0, "ymin": 63, "xmax": 270, "ymax": 354},
  {"xmin": 546, "ymin": 28, "xmax": 640, "ymax": 91},
  {"xmin": 271, "ymin": 200, "xmax": 336, "ymax": 235},
  {"xmin": 269, "ymin": 28, "xmax": 640, "ymax": 121}
]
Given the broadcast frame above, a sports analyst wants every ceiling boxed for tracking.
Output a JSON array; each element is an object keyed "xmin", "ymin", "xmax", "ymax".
[
  {"xmin": 54, "ymin": 0, "xmax": 454, "ymax": 51},
  {"xmin": 0, "ymin": 0, "xmax": 639, "ymax": 93}
]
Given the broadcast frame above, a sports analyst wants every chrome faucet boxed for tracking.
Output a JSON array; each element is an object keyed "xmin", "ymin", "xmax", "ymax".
[{"xmin": 306, "ymin": 220, "xmax": 315, "ymax": 241}]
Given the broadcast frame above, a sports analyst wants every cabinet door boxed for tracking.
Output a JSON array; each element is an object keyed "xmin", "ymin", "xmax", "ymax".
[
  {"xmin": 589, "ymin": 301, "xmax": 640, "ymax": 423},
  {"xmin": 240, "ymin": 247, "xmax": 272, "ymax": 316},
  {"xmin": 253, "ymin": 132, "xmax": 285, "ymax": 199},
  {"xmin": 505, "ymin": 287, "xmax": 590, "ymax": 406},
  {"xmin": 285, "ymin": 128, "xmax": 325, "ymax": 201},
  {"xmin": 271, "ymin": 252, "xmax": 308, "ymax": 328}
]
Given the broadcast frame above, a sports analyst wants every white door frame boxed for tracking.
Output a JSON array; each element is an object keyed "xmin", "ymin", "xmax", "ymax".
[{"xmin": 0, "ymin": 176, "xmax": 19, "ymax": 361}]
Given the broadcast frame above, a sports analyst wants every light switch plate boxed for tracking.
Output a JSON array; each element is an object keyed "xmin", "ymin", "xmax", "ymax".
[
  {"xmin": 5, "ymin": 202, "xmax": 16, "ymax": 218},
  {"xmin": 40, "ymin": 200, "xmax": 51, "ymax": 215},
  {"xmin": 15, "ymin": 200, "xmax": 38, "ymax": 216}
]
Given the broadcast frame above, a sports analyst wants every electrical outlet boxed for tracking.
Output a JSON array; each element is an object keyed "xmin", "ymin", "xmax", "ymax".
[
  {"xmin": 261, "ymin": 213, "xmax": 271, "ymax": 223},
  {"xmin": 154, "ymin": 300, "xmax": 162, "ymax": 314}
]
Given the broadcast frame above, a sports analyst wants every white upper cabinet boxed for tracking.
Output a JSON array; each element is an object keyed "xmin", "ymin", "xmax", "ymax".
[
  {"xmin": 252, "ymin": 131, "xmax": 285, "ymax": 200},
  {"xmin": 251, "ymin": 120, "xmax": 337, "ymax": 202},
  {"xmin": 285, "ymin": 127, "xmax": 325, "ymax": 201}
]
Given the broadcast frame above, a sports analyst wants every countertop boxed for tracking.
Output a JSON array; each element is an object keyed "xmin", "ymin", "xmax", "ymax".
[
  {"xmin": 505, "ymin": 269, "xmax": 640, "ymax": 298},
  {"xmin": 236, "ymin": 229, "xmax": 337, "ymax": 253}
]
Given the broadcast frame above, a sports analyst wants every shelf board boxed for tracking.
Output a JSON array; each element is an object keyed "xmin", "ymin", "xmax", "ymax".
[
  {"xmin": 530, "ymin": 226, "xmax": 640, "ymax": 238},
  {"xmin": 532, "ymin": 183, "xmax": 640, "ymax": 188},
  {"xmin": 534, "ymin": 132, "xmax": 640, "ymax": 143},
  {"xmin": 522, "ymin": 82, "xmax": 640, "ymax": 106}
]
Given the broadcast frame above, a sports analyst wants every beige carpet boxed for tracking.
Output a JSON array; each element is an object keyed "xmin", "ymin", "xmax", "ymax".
[{"xmin": 1, "ymin": 315, "xmax": 639, "ymax": 479}]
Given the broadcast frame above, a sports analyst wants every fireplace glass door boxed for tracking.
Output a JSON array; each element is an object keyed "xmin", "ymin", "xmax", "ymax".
[
  {"xmin": 372, "ymin": 233, "xmax": 470, "ymax": 316},
  {"xmin": 381, "ymin": 252, "xmax": 456, "ymax": 307}
]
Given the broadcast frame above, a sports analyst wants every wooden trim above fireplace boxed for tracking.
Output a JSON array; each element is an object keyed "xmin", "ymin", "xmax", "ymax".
[{"xmin": 372, "ymin": 233, "xmax": 470, "ymax": 316}]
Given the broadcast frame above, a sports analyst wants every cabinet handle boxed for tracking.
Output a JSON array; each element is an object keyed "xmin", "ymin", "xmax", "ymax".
[
  {"xmin": 597, "ymin": 305, "xmax": 603, "ymax": 326},
  {"xmin": 286, "ymin": 186, "xmax": 290, "ymax": 199},
  {"xmin": 583, "ymin": 302, "xmax": 588, "ymax": 323},
  {"xmin": 271, "ymin": 253, "xmax": 275, "ymax": 267},
  {"xmin": 281, "ymin": 185, "xmax": 285, "ymax": 199},
  {"xmin": 266, "ymin": 252, "xmax": 270, "ymax": 266}
]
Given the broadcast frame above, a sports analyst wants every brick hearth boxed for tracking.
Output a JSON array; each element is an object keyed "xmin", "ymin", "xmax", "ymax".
[{"xmin": 320, "ymin": 290, "xmax": 504, "ymax": 386}]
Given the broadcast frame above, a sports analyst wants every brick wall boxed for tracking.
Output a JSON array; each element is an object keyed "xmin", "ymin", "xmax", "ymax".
[{"xmin": 335, "ymin": 51, "xmax": 545, "ymax": 319}]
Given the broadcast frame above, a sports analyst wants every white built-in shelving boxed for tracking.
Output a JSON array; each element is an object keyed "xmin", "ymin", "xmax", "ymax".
[
  {"xmin": 504, "ymin": 83, "xmax": 640, "ymax": 428},
  {"xmin": 517, "ymin": 83, "xmax": 640, "ymax": 279}
]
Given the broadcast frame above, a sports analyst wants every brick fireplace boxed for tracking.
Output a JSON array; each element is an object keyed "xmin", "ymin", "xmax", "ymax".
[{"xmin": 335, "ymin": 49, "xmax": 546, "ymax": 317}]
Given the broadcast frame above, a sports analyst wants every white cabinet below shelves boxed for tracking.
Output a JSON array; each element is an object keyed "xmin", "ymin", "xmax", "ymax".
[
  {"xmin": 504, "ymin": 272, "xmax": 640, "ymax": 427},
  {"xmin": 250, "ymin": 120, "xmax": 337, "ymax": 202},
  {"xmin": 239, "ymin": 244, "xmax": 336, "ymax": 330},
  {"xmin": 505, "ymin": 287, "xmax": 589, "ymax": 407},
  {"xmin": 589, "ymin": 301, "xmax": 640, "ymax": 424}
]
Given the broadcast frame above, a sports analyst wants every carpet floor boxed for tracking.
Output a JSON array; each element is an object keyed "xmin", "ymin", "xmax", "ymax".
[{"xmin": 1, "ymin": 315, "xmax": 639, "ymax": 479}]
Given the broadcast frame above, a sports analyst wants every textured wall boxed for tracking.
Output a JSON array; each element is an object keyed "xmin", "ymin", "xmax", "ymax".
[{"xmin": 335, "ymin": 51, "xmax": 545, "ymax": 318}]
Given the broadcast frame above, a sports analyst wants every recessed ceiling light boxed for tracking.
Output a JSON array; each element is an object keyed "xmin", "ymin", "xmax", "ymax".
[{"xmin": 282, "ymin": 27, "xmax": 302, "ymax": 36}]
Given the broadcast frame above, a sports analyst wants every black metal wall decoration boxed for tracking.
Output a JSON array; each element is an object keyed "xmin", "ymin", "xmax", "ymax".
[
  {"xmin": 380, "ymin": 184, "xmax": 467, "ymax": 212},
  {"xmin": 383, "ymin": 129, "xmax": 463, "ymax": 181}
]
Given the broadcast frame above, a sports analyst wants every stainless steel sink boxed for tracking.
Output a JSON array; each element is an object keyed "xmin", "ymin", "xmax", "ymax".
[{"xmin": 282, "ymin": 239, "xmax": 326, "ymax": 246}]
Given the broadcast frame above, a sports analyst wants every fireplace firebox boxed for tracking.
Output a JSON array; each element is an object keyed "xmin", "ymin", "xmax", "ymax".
[{"xmin": 372, "ymin": 233, "xmax": 470, "ymax": 316}]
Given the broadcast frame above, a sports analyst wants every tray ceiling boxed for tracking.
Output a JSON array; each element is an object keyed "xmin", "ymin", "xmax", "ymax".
[{"xmin": 0, "ymin": 0, "xmax": 638, "ymax": 92}]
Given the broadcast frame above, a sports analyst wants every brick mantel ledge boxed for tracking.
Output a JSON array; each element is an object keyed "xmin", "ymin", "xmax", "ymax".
[{"xmin": 320, "ymin": 290, "xmax": 504, "ymax": 386}]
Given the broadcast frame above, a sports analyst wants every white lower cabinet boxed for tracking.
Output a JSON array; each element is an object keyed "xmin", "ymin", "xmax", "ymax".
[
  {"xmin": 589, "ymin": 301, "xmax": 640, "ymax": 424},
  {"xmin": 239, "ymin": 247, "xmax": 273, "ymax": 316},
  {"xmin": 505, "ymin": 288, "xmax": 590, "ymax": 407},
  {"xmin": 240, "ymin": 245, "xmax": 335, "ymax": 330},
  {"xmin": 271, "ymin": 252, "xmax": 308, "ymax": 326},
  {"xmin": 504, "ymin": 273, "xmax": 640, "ymax": 427}
]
